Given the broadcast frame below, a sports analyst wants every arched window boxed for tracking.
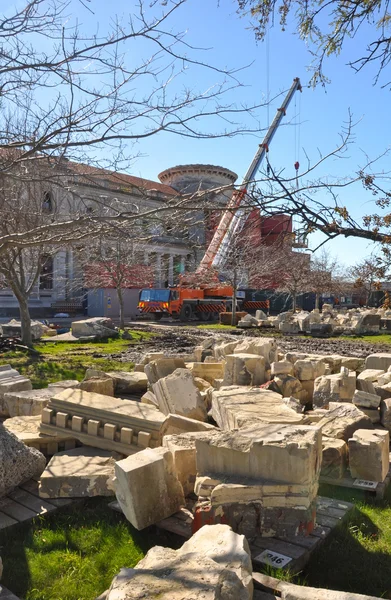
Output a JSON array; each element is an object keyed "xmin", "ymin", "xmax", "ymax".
[{"xmin": 42, "ymin": 191, "xmax": 53, "ymax": 213}]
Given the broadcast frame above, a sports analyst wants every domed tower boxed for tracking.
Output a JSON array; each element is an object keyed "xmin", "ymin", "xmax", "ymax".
[
  {"xmin": 158, "ymin": 164, "xmax": 237, "ymax": 199},
  {"xmin": 158, "ymin": 164, "xmax": 238, "ymax": 251}
]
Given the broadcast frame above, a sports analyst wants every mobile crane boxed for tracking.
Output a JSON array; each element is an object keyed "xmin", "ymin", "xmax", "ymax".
[{"xmin": 138, "ymin": 77, "xmax": 302, "ymax": 321}]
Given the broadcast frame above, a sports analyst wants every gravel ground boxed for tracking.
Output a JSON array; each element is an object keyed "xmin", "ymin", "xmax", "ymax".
[{"xmin": 114, "ymin": 323, "xmax": 391, "ymax": 363}]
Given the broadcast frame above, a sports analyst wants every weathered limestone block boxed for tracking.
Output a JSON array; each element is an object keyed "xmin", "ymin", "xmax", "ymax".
[
  {"xmin": 0, "ymin": 377, "xmax": 33, "ymax": 417},
  {"xmin": 191, "ymin": 362, "xmax": 224, "ymax": 385},
  {"xmin": 283, "ymin": 396, "xmax": 304, "ymax": 413},
  {"xmin": 3, "ymin": 415, "xmax": 75, "ymax": 453},
  {"xmin": 0, "ymin": 365, "xmax": 20, "ymax": 380},
  {"xmin": 196, "ymin": 424, "xmax": 322, "ymax": 486},
  {"xmin": 160, "ymin": 414, "xmax": 217, "ymax": 437},
  {"xmin": 313, "ymin": 371, "xmax": 356, "ymax": 408},
  {"xmin": 273, "ymin": 375, "xmax": 306, "ymax": 403},
  {"xmin": 300, "ymin": 380, "xmax": 315, "ymax": 403},
  {"xmin": 208, "ymin": 481, "xmax": 318, "ymax": 509},
  {"xmin": 238, "ymin": 314, "xmax": 259, "ymax": 328},
  {"xmin": 223, "ymin": 354, "xmax": 266, "ymax": 387},
  {"xmin": 106, "ymin": 528, "xmax": 252, "ymax": 600},
  {"xmin": 295, "ymin": 312, "xmax": 311, "ymax": 332},
  {"xmin": 180, "ymin": 524, "xmax": 253, "ymax": 598},
  {"xmin": 0, "ymin": 423, "xmax": 45, "ymax": 497},
  {"xmin": 353, "ymin": 313, "xmax": 381, "ymax": 334},
  {"xmin": 153, "ymin": 368, "xmax": 207, "ymax": 421},
  {"xmin": 380, "ymin": 398, "xmax": 391, "ymax": 431},
  {"xmin": 4, "ymin": 388, "xmax": 52, "ymax": 417},
  {"xmin": 234, "ymin": 337, "xmax": 278, "ymax": 366},
  {"xmin": 279, "ymin": 320, "xmax": 300, "ymax": 334},
  {"xmin": 71, "ymin": 317, "xmax": 117, "ymax": 338},
  {"xmin": 360, "ymin": 407, "xmax": 380, "ymax": 424},
  {"xmin": 317, "ymin": 404, "xmax": 374, "ymax": 442},
  {"xmin": 106, "ymin": 371, "xmax": 148, "ymax": 394},
  {"xmin": 357, "ymin": 370, "xmax": 385, "ymax": 395},
  {"xmin": 340, "ymin": 356, "xmax": 365, "ymax": 372},
  {"xmin": 375, "ymin": 382, "xmax": 391, "ymax": 400},
  {"xmin": 48, "ymin": 380, "xmax": 80, "ymax": 389},
  {"xmin": 294, "ymin": 360, "xmax": 326, "ymax": 381},
  {"xmin": 349, "ymin": 429, "xmax": 389, "ymax": 482},
  {"xmin": 39, "ymin": 447, "xmax": 116, "ymax": 498},
  {"xmin": 365, "ymin": 353, "xmax": 391, "ymax": 371},
  {"xmin": 163, "ymin": 433, "xmax": 198, "ymax": 496},
  {"xmin": 114, "ymin": 447, "xmax": 185, "ymax": 529},
  {"xmin": 79, "ymin": 377, "xmax": 115, "ymax": 397},
  {"xmin": 214, "ymin": 340, "xmax": 240, "ymax": 360},
  {"xmin": 145, "ymin": 357, "xmax": 186, "ymax": 385},
  {"xmin": 2, "ymin": 319, "xmax": 45, "ymax": 340},
  {"xmin": 271, "ymin": 362, "xmax": 294, "ymax": 376},
  {"xmin": 140, "ymin": 390, "xmax": 159, "ymax": 408},
  {"xmin": 194, "ymin": 376, "xmax": 212, "ymax": 392},
  {"xmin": 321, "ymin": 437, "xmax": 348, "ymax": 479},
  {"xmin": 353, "ymin": 390, "xmax": 381, "ymax": 409},
  {"xmin": 377, "ymin": 372, "xmax": 391, "ymax": 386},
  {"xmin": 211, "ymin": 387, "xmax": 304, "ymax": 430}
]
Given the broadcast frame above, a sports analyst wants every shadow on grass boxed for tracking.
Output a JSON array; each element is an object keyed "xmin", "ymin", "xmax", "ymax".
[
  {"xmin": 0, "ymin": 497, "xmax": 163, "ymax": 599},
  {"xmin": 303, "ymin": 506, "xmax": 391, "ymax": 598}
]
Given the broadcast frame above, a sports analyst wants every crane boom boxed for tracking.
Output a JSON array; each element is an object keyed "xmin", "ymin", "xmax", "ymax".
[{"xmin": 197, "ymin": 77, "xmax": 302, "ymax": 273}]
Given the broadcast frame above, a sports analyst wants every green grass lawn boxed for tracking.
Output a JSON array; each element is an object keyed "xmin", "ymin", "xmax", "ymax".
[
  {"xmin": 0, "ymin": 330, "xmax": 153, "ymax": 388},
  {"xmin": 0, "ymin": 498, "xmax": 173, "ymax": 600}
]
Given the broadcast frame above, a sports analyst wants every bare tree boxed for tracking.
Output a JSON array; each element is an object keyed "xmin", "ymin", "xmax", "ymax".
[
  {"xmin": 349, "ymin": 255, "xmax": 387, "ymax": 305},
  {"xmin": 308, "ymin": 250, "xmax": 346, "ymax": 309}
]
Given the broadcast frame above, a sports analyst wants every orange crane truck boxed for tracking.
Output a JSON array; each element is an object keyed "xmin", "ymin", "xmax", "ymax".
[{"xmin": 138, "ymin": 77, "xmax": 302, "ymax": 322}]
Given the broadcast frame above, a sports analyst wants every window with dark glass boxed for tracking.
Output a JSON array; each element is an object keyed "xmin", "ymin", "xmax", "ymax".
[{"xmin": 39, "ymin": 255, "xmax": 54, "ymax": 290}]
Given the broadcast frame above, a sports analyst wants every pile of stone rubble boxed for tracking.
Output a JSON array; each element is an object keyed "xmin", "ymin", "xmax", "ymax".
[
  {"xmin": 1, "ymin": 336, "xmax": 390, "ymax": 599},
  {"xmin": 238, "ymin": 304, "xmax": 391, "ymax": 336}
]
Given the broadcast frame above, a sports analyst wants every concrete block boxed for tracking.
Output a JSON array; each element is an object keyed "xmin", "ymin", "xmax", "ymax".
[
  {"xmin": 114, "ymin": 447, "xmax": 185, "ymax": 529},
  {"xmin": 349, "ymin": 429, "xmax": 389, "ymax": 482}
]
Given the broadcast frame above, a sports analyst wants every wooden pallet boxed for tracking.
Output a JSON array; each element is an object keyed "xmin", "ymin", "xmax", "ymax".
[
  {"xmin": 320, "ymin": 455, "xmax": 391, "ymax": 500},
  {"xmin": 110, "ymin": 495, "xmax": 353, "ymax": 575},
  {"xmin": 0, "ymin": 478, "xmax": 74, "ymax": 532}
]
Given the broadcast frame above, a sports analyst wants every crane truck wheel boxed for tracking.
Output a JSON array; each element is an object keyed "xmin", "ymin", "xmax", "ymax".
[
  {"xmin": 153, "ymin": 313, "xmax": 163, "ymax": 321},
  {"xmin": 180, "ymin": 304, "xmax": 192, "ymax": 321},
  {"xmin": 198, "ymin": 311, "xmax": 209, "ymax": 321}
]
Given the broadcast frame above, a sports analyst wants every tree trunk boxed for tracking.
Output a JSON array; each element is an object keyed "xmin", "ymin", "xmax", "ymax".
[
  {"xmin": 117, "ymin": 287, "xmax": 125, "ymax": 330},
  {"xmin": 292, "ymin": 292, "xmax": 297, "ymax": 313},
  {"xmin": 231, "ymin": 269, "xmax": 237, "ymax": 327},
  {"xmin": 315, "ymin": 292, "xmax": 320, "ymax": 310},
  {"xmin": 18, "ymin": 294, "xmax": 33, "ymax": 346}
]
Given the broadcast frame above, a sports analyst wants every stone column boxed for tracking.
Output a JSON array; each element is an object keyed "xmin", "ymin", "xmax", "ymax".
[
  {"xmin": 168, "ymin": 255, "xmax": 174, "ymax": 286},
  {"xmin": 53, "ymin": 251, "xmax": 67, "ymax": 301},
  {"xmin": 156, "ymin": 253, "xmax": 162, "ymax": 287}
]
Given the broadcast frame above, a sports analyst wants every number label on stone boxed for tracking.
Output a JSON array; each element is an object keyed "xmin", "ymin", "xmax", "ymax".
[
  {"xmin": 353, "ymin": 479, "xmax": 378, "ymax": 490},
  {"xmin": 255, "ymin": 549, "xmax": 292, "ymax": 568}
]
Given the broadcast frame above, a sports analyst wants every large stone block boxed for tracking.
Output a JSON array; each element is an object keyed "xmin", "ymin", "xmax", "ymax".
[
  {"xmin": 0, "ymin": 377, "xmax": 33, "ymax": 417},
  {"xmin": 214, "ymin": 340, "xmax": 240, "ymax": 360},
  {"xmin": 39, "ymin": 447, "xmax": 116, "ymax": 498},
  {"xmin": 294, "ymin": 360, "xmax": 326, "ymax": 381},
  {"xmin": 317, "ymin": 403, "xmax": 374, "ymax": 442},
  {"xmin": 223, "ymin": 354, "xmax": 266, "ymax": 387},
  {"xmin": 313, "ymin": 371, "xmax": 356, "ymax": 408},
  {"xmin": 191, "ymin": 362, "xmax": 224, "ymax": 385},
  {"xmin": 79, "ymin": 377, "xmax": 114, "ymax": 397},
  {"xmin": 114, "ymin": 447, "xmax": 185, "ymax": 529},
  {"xmin": 357, "ymin": 370, "xmax": 385, "ymax": 395},
  {"xmin": 321, "ymin": 437, "xmax": 348, "ymax": 479},
  {"xmin": 211, "ymin": 387, "xmax": 304, "ymax": 430},
  {"xmin": 196, "ymin": 424, "xmax": 322, "ymax": 486},
  {"xmin": 71, "ymin": 317, "xmax": 117, "ymax": 339},
  {"xmin": 180, "ymin": 524, "xmax": 253, "ymax": 598},
  {"xmin": 160, "ymin": 413, "xmax": 216, "ymax": 437},
  {"xmin": 144, "ymin": 358, "xmax": 186, "ymax": 385},
  {"xmin": 353, "ymin": 389, "xmax": 381, "ymax": 409},
  {"xmin": 4, "ymin": 388, "xmax": 52, "ymax": 417},
  {"xmin": 365, "ymin": 353, "xmax": 391, "ymax": 371},
  {"xmin": 106, "ymin": 524, "xmax": 252, "ymax": 600},
  {"xmin": 106, "ymin": 371, "xmax": 148, "ymax": 395},
  {"xmin": 233, "ymin": 337, "xmax": 278, "ymax": 366},
  {"xmin": 380, "ymin": 398, "xmax": 391, "ymax": 431},
  {"xmin": 3, "ymin": 415, "xmax": 74, "ymax": 454},
  {"xmin": 349, "ymin": 429, "xmax": 389, "ymax": 482},
  {"xmin": 272, "ymin": 375, "xmax": 306, "ymax": 403},
  {"xmin": 153, "ymin": 368, "xmax": 207, "ymax": 421},
  {"xmin": 271, "ymin": 361, "xmax": 294, "ymax": 376},
  {"xmin": 0, "ymin": 423, "xmax": 45, "ymax": 497}
]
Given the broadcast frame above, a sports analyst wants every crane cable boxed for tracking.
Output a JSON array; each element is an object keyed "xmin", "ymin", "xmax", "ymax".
[{"xmin": 294, "ymin": 92, "xmax": 301, "ymax": 189}]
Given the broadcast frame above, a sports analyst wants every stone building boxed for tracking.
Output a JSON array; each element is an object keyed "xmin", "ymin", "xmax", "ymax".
[{"xmin": 0, "ymin": 163, "xmax": 238, "ymax": 318}]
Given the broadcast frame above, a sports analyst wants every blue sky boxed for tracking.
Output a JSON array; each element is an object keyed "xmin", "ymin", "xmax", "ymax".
[{"xmin": 10, "ymin": 0, "xmax": 390, "ymax": 267}]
